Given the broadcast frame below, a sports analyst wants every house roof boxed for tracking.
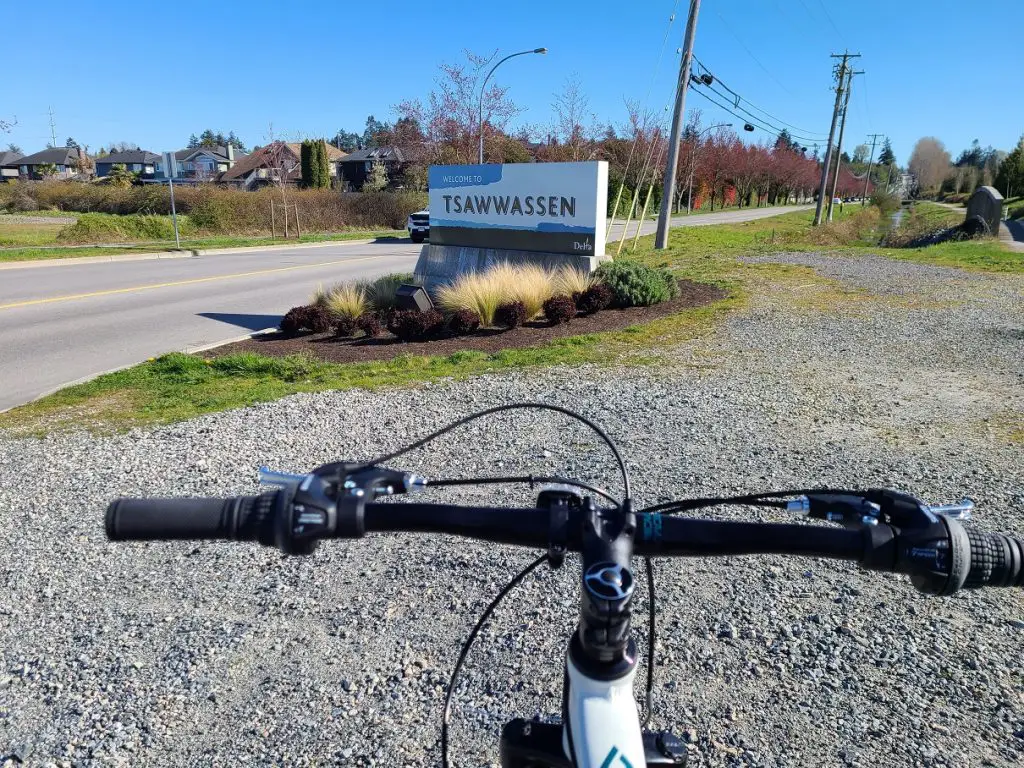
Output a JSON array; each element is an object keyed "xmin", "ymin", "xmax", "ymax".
[
  {"xmin": 16, "ymin": 147, "xmax": 81, "ymax": 165},
  {"xmin": 180, "ymin": 144, "xmax": 248, "ymax": 163},
  {"xmin": 0, "ymin": 151, "xmax": 23, "ymax": 166},
  {"xmin": 337, "ymin": 146, "xmax": 407, "ymax": 164},
  {"xmin": 220, "ymin": 142, "xmax": 347, "ymax": 181},
  {"xmin": 96, "ymin": 150, "xmax": 160, "ymax": 165}
]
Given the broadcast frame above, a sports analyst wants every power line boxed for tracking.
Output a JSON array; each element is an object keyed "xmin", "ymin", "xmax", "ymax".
[
  {"xmin": 688, "ymin": 85, "xmax": 823, "ymax": 146},
  {"xmin": 692, "ymin": 55, "xmax": 827, "ymax": 138},
  {"xmin": 705, "ymin": 84, "xmax": 826, "ymax": 142},
  {"xmin": 815, "ymin": 0, "xmax": 847, "ymax": 46},
  {"xmin": 711, "ymin": 7, "xmax": 794, "ymax": 97},
  {"xmin": 859, "ymin": 71, "xmax": 874, "ymax": 130}
]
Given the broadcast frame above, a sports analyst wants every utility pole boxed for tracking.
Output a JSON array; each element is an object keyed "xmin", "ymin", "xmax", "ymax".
[
  {"xmin": 655, "ymin": 0, "xmax": 701, "ymax": 249},
  {"xmin": 813, "ymin": 53, "xmax": 859, "ymax": 226},
  {"xmin": 861, "ymin": 132, "xmax": 883, "ymax": 204},
  {"xmin": 47, "ymin": 106, "xmax": 57, "ymax": 148},
  {"xmin": 827, "ymin": 66, "xmax": 861, "ymax": 222}
]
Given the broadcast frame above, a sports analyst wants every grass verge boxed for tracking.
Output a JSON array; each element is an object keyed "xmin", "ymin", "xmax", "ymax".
[
  {"xmin": 0, "ymin": 229, "xmax": 406, "ymax": 262},
  {"xmin": 3, "ymin": 204, "xmax": 1018, "ymax": 435}
]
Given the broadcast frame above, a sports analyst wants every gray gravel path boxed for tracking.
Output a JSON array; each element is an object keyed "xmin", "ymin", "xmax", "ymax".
[{"xmin": 1, "ymin": 253, "xmax": 1022, "ymax": 767}]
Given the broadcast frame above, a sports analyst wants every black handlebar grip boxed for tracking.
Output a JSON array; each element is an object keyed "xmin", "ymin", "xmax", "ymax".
[
  {"xmin": 106, "ymin": 492, "xmax": 279, "ymax": 543},
  {"xmin": 962, "ymin": 529, "xmax": 1024, "ymax": 589}
]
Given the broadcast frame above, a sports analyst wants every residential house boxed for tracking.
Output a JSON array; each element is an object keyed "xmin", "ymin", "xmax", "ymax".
[
  {"xmin": 335, "ymin": 147, "xmax": 411, "ymax": 190},
  {"xmin": 153, "ymin": 145, "xmax": 245, "ymax": 181},
  {"xmin": 0, "ymin": 151, "xmax": 23, "ymax": 182},
  {"xmin": 219, "ymin": 142, "xmax": 347, "ymax": 189},
  {"xmin": 95, "ymin": 150, "xmax": 159, "ymax": 179},
  {"xmin": 11, "ymin": 147, "xmax": 87, "ymax": 180}
]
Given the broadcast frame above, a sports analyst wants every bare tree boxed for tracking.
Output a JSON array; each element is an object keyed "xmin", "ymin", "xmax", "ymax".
[
  {"xmin": 908, "ymin": 137, "xmax": 951, "ymax": 193},
  {"xmin": 394, "ymin": 50, "xmax": 524, "ymax": 164},
  {"xmin": 107, "ymin": 141, "xmax": 141, "ymax": 152},
  {"xmin": 0, "ymin": 115, "xmax": 15, "ymax": 133},
  {"xmin": 549, "ymin": 75, "xmax": 600, "ymax": 161}
]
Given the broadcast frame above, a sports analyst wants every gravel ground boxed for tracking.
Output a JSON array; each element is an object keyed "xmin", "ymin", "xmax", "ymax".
[
  {"xmin": 0, "ymin": 215, "xmax": 77, "ymax": 226},
  {"xmin": 1, "ymin": 253, "xmax": 1022, "ymax": 767}
]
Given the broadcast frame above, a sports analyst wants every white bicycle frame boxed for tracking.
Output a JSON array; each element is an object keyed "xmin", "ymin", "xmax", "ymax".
[{"xmin": 562, "ymin": 652, "xmax": 646, "ymax": 767}]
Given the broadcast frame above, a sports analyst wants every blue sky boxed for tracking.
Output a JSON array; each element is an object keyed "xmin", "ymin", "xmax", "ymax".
[{"xmin": 4, "ymin": 0, "xmax": 1022, "ymax": 165}]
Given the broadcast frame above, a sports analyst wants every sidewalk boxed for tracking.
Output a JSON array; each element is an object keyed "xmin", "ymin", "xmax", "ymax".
[{"xmin": 999, "ymin": 219, "xmax": 1024, "ymax": 253}]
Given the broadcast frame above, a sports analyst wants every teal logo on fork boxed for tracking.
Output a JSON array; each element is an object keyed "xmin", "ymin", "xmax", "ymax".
[{"xmin": 600, "ymin": 746, "xmax": 634, "ymax": 768}]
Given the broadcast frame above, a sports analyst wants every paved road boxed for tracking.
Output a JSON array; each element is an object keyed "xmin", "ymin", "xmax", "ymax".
[{"xmin": 0, "ymin": 205, "xmax": 811, "ymax": 411}]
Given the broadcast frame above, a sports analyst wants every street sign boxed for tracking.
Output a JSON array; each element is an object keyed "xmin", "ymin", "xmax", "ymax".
[
  {"xmin": 163, "ymin": 151, "xmax": 181, "ymax": 248},
  {"xmin": 162, "ymin": 151, "xmax": 177, "ymax": 179}
]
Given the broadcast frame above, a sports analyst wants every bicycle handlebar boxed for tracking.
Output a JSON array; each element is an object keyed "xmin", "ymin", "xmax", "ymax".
[{"xmin": 105, "ymin": 492, "xmax": 1024, "ymax": 596}]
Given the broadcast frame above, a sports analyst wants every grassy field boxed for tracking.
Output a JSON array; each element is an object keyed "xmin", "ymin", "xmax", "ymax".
[
  {"xmin": 2, "ymin": 204, "xmax": 1019, "ymax": 435},
  {"xmin": 0, "ymin": 228, "xmax": 405, "ymax": 261},
  {"xmin": 0, "ymin": 217, "xmax": 68, "ymax": 247}
]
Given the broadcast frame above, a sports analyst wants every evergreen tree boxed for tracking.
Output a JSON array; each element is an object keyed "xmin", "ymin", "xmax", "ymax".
[
  {"xmin": 994, "ymin": 135, "xmax": 1024, "ymax": 198},
  {"xmin": 187, "ymin": 133, "xmax": 200, "ymax": 149},
  {"xmin": 300, "ymin": 140, "xmax": 314, "ymax": 188},
  {"xmin": 65, "ymin": 137, "xmax": 80, "ymax": 149},
  {"xmin": 877, "ymin": 137, "xmax": 895, "ymax": 167},
  {"xmin": 315, "ymin": 140, "xmax": 331, "ymax": 188},
  {"xmin": 774, "ymin": 129, "xmax": 795, "ymax": 152},
  {"xmin": 7, "ymin": 143, "xmax": 22, "ymax": 154}
]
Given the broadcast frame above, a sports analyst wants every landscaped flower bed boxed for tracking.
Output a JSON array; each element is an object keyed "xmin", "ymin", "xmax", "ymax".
[{"xmin": 210, "ymin": 261, "xmax": 725, "ymax": 364}]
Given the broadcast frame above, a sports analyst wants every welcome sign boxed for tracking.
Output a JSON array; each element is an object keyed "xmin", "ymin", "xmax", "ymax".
[{"xmin": 428, "ymin": 161, "xmax": 608, "ymax": 256}]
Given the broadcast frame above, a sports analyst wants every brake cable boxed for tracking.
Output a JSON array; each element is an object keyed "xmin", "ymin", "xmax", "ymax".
[
  {"xmin": 356, "ymin": 402, "xmax": 633, "ymax": 503},
  {"xmin": 637, "ymin": 487, "xmax": 862, "ymax": 515},
  {"xmin": 428, "ymin": 475, "xmax": 622, "ymax": 508},
  {"xmin": 441, "ymin": 554, "xmax": 549, "ymax": 768},
  {"xmin": 353, "ymin": 403, "xmax": 641, "ymax": 766}
]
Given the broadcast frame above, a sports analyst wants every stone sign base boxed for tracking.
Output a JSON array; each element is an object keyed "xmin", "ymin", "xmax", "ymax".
[{"xmin": 413, "ymin": 243, "xmax": 610, "ymax": 291}]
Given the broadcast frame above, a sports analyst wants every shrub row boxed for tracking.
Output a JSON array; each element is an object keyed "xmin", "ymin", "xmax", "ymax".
[
  {"xmin": 0, "ymin": 181, "xmax": 426, "ymax": 234},
  {"xmin": 56, "ymin": 212, "xmax": 195, "ymax": 244}
]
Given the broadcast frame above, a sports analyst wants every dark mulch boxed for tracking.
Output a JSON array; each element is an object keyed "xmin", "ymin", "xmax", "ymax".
[{"xmin": 207, "ymin": 280, "xmax": 727, "ymax": 365}]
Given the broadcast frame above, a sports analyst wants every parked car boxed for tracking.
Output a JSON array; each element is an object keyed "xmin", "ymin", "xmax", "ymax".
[{"xmin": 407, "ymin": 210, "xmax": 429, "ymax": 243}]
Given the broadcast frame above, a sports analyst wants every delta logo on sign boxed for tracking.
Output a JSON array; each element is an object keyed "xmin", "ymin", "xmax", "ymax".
[{"xmin": 428, "ymin": 161, "xmax": 608, "ymax": 256}]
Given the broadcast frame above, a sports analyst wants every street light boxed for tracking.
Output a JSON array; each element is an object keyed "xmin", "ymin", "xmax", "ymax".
[
  {"xmin": 478, "ymin": 47, "xmax": 547, "ymax": 164},
  {"xmin": 686, "ymin": 123, "xmax": 731, "ymax": 213}
]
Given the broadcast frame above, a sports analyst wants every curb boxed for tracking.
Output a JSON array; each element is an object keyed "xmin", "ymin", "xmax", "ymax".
[
  {"xmin": 191, "ymin": 239, "xmax": 379, "ymax": 256},
  {"xmin": 182, "ymin": 327, "xmax": 279, "ymax": 354},
  {"xmin": 1, "ymin": 327, "xmax": 282, "ymax": 415},
  {"xmin": 0, "ymin": 250, "xmax": 198, "ymax": 270},
  {"xmin": 0, "ymin": 237, "xmax": 402, "ymax": 271}
]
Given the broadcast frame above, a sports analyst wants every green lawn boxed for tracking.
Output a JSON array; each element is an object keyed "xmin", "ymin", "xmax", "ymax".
[
  {"xmin": 0, "ymin": 218, "xmax": 67, "ymax": 247},
  {"xmin": 2, "ymin": 203, "xmax": 1019, "ymax": 435},
  {"xmin": 1005, "ymin": 196, "xmax": 1024, "ymax": 220},
  {"xmin": 0, "ymin": 229, "xmax": 406, "ymax": 262}
]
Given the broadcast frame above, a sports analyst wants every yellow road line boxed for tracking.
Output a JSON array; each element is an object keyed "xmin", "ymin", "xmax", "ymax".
[{"xmin": 0, "ymin": 255, "xmax": 384, "ymax": 311}]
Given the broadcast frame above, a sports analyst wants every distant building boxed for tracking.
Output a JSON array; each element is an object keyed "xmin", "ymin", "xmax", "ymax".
[
  {"xmin": 335, "ymin": 147, "xmax": 412, "ymax": 191},
  {"xmin": 153, "ymin": 145, "xmax": 246, "ymax": 181},
  {"xmin": 0, "ymin": 150, "xmax": 23, "ymax": 182},
  {"xmin": 11, "ymin": 147, "xmax": 88, "ymax": 180},
  {"xmin": 95, "ymin": 150, "xmax": 160, "ymax": 179},
  {"xmin": 219, "ymin": 142, "xmax": 348, "ymax": 189}
]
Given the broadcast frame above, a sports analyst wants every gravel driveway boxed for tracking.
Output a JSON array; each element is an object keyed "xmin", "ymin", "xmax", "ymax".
[{"xmin": 1, "ymin": 253, "xmax": 1022, "ymax": 767}]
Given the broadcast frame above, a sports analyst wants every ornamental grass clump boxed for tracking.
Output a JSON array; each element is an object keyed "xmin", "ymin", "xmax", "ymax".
[
  {"xmin": 364, "ymin": 272, "xmax": 416, "ymax": 314},
  {"xmin": 504, "ymin": 263, "xmax": 555, "ymax": 320},
  {"xmin": 435, "ymin": 270, "xmax": 504, "ymax": 327},
  {"xmin": 553, "ymin": 266, "xmax": 593, "ymax": 299},
  {"xmin": 324, "ymin": 282, "xmax": 368, "ymax": 322}
]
